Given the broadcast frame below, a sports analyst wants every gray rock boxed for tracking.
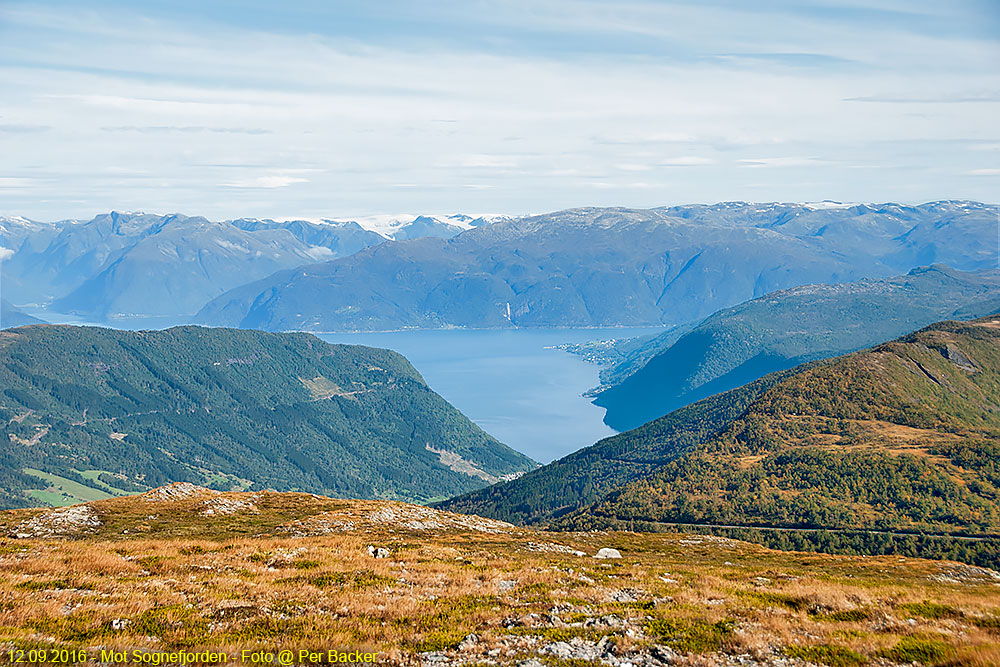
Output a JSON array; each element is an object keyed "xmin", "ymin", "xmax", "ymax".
[
  {"xmin": 609, "ymin": 588, "xmax": 637, "ymax": 602},
  {"xmin": 584, "ymin": 614, "xmax": 625, "ymax": 629},
  {"xmin": 541, "ymin": 641, "xmax": 576, "ymax": 660},
  {"xmin": 366, "ymin": 545, "xmax": 391, "ymax": 559},
  {"xmin": 541, "ymin": 637, "xmax": 615, "ymax": 662},
  {"xmin": 595, "ymin": 547, "xmax": 622, "ymax": 559},
  {"xmin": 546, "ymin": 613, "xmax": 567, "ymax": 627}
]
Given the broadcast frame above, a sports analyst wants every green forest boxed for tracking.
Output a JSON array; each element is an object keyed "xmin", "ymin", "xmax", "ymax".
[
  {"xmin": 0, "ymin": 325, "xmax": 534, "ymax": 508},
  {"xmin": 440, "ymin": 316, "xmax": 1000, "ymax": 567}
]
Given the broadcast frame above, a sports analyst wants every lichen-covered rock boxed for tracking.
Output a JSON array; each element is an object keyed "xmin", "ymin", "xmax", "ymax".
[
  {"xmin": 141, "ymin": 482, "xmax": 218, "ymax": 502},
  {"xmin": 200, "ymin": 495, "xmax": 260, "ymax": 516},
  {"xmin": 279, "ymin": 500, "xmax": 519, "ymax": 537},
  {"xmin": 13, "ymin": 505, "xmax": 101, "ymax": 538}
]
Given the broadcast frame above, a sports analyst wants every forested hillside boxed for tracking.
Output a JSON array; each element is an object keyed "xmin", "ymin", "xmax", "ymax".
[
  {"xmin": 0, "ymin": 325, "xmax": 534, "ymax": 509},
  {"xmin": 594, "ymin": 265, "xmax": 1000, "ymax": 430},
  {"xmin": 441, "ymin": 316, "xmax": 1000, "ymax": 546},
  {"xmin": 574, "ymin": 317, "xmax": 1000, "ymax": 536}
]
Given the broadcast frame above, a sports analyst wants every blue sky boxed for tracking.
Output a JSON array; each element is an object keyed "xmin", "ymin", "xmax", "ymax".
[{"xmin": 1, "ymin": 0, "xmax": 998, "ymax": 220}]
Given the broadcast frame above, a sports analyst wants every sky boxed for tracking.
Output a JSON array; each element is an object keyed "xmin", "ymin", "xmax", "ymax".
[{"xmin": 1, "ymin": 0, "xmax": 998, "ymax": 221}]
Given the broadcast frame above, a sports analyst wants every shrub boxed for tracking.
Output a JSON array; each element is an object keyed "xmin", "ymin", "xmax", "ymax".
[
  {"xmin": 644, "ymin": 618, "xmax": 733, "ymax": 653},
  {"xmin": 813, "ymin": 609, "xmax": 871, "ymax": 623},
  {"xmin": 878, "ymin": 637, "xmax": 950, "ymax": 665},
  {"xmin": 783, "ymin": 644, "xmax": 866, "ymax": 666},
  {"xmin": 899, "ymin": 601, "xmax": 960, "ymax": 620}
]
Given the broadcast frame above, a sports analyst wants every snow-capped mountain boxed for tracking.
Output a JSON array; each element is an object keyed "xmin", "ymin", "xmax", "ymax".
[
  {"xmin": 0, "ymin": 211, "xmax": 507, "ymax": 321},
  {"xmin": 195, "ymin": 201, "xmax": 1000, "ymax": 333},
  {"xmin": 0, "ymin": 212, "xmax": 386, "ymax": 319},
  {"xmin": 309, "ymin": 213, "xmax": 511, "ymax": 240}
]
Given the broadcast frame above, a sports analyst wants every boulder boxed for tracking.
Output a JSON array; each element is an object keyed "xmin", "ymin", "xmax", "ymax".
[{"xmin": 594, "ymin": 547, "xmax": 622, "ymax": 559}]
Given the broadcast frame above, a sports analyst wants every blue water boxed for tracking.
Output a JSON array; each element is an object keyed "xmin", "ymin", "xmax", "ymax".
[
  {"xmin": 19, "ymin": 304, "xmax": 660, "ymax": 464},
  {"xmin": 317, "ymin": 328, "xmax": 660, "ymax": 464}
]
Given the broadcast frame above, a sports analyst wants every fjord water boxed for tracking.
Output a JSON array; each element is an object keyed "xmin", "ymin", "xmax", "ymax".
[{"xmin": 318, "ymin": 328, "xmax": 661, "ymax": 463}]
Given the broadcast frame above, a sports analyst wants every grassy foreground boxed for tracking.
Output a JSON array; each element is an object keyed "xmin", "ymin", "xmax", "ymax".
[{"xmin": 1, "ymin": 485, "xmax": 999, "ymax": 666}]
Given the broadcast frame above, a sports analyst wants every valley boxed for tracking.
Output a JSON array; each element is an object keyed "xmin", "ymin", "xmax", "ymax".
[
  {"xmin": 5, "ymin": 204, "xmax": 1000, "ymax": 665},
  {"xmin": 317, "ymin": 327, "xmax": 661, "ymax": 463},
  {"xmin": 6, "ymin": 1, "xmax": 999, "ymax": 662},
  {"xmin": 5, "ymin": 204, "xmax": 1000, "ymax": 667}
]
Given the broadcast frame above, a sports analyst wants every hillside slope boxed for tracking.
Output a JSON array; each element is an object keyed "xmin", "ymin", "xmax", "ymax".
[
  {"xmin": 0, "ymin": 325, "xmax": 534, "ymax": 509},
  {"xmin": 442, "ymin": 316, "xmax": 1000, "ymax": 539},
  {"xmin": 436, "ymin": 371, "xmax": 794, "ymax": 526},
  {"xmin": 595, "ymin": 265, "xmax": 1000, "ymax": 431},
  {"xmin": 574, "ymin": 317, "xmax": 1000, "ymax": 535},
  {"xmin": 3, "ymin": 486, "xmax": 998, "ymax": 666},
  {"xmin": 196, "ymin": 201, "xmax": 999, "ymax": 332}
]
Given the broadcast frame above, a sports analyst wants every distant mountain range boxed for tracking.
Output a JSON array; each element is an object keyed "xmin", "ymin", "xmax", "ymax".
[
  {"xmin": 0, "ymin": 325, "xmax": 534, "ymax": 509},
  {"xmin": 4, "ymin": 202, "xmax": 997, "ymax": 331},
  {"xmin": 592, "ymin": 265, "xmax": 1000, "ymax": 430},
  {"xmin": 0, "ymin": 212, "xmax": 498, "ymax": 321},
  {"xmin": 439, "ymin": 314, "xmax": 1000, "ymax": 540},
  {"xmin": 329, "ymin": 213, "xmax": 505, "ymax": 240},
  {"xmin": 0, "ymin": 299, "xmax": 45, "ymax": 329},
  {"xmin": 195, "ymin": 201, "xmax": 999, "ymax": 332}
]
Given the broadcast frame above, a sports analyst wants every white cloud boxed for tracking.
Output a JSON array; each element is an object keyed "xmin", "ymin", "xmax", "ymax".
[
  {"xmin": 454, "ymin": 155, "xmax": 520, "ymax": 168},
  {"xmin": 967, "ymin": 168, "xmax": 1000, "ymax": 176},
  {"xmin": 0, "ymin": 178, "xmax": 36, "ymax": 188},
  {"xmin": 615, "ymin": 163, "xmax": 652, "ymax": 172},
  {"xmin": 640, "ymin": 131, "xmax": 702, "ymax": 143},
  {"xmin": 223, "ymin": 176, "xmax": 309, "ymax": 189},
  {"xmin": 660, "ymin": 157, "xmax": 716, "ymax": 167},
  {"xmin": 0, "ymin": 2, "xmax": 997, "ymax": 219},
  {"xmin": 0, "ymin": 246, "xmax": 13, "ymax": 261},
  {"xmin": 738, "ymin": 157, "xmax": 831, "ymax": 168}
]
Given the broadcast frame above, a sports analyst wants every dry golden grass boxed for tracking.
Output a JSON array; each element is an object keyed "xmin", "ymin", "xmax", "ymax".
[{"xmin": 0, "ymin": 490, "xmax": 998, "ymax": 666}]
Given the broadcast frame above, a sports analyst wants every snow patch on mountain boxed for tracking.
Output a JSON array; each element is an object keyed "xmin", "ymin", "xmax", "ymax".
[
  {"xmin": 300, "ymin": 213, "xmax": 510, "ymax": 240},
  {"xmin": 305, "ymin": 246, "xmax": 335, "ymax": 260},
  {"xmin": 803, "ymin": 201, "xmax": 857, "ymax": 210}
]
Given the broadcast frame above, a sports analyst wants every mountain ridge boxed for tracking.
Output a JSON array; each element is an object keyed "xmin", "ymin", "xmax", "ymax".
[
  {"xmin": 196, "ymin": 201, "xmax": 999, "ymax": 332},
  {"xmin": 439, "ymin": 314, "xmax": 1000, "ymax": 543},
  {"xmin": 592, "ymin": 264, "xmax": 1000, "ymax": 430},
  {"xmin": 0, "ymin": 211, "xmax": 500, "ymax": 321},
  {"xmin": 0, "ymin": 324, "xmax": 534, "ymax": 509}
]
